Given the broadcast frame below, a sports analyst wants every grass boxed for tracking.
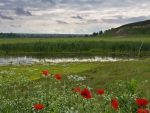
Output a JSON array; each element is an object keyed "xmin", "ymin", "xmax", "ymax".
[
  {"xmin": 1, "ymin": 33, "xmax": 150, "ymax": 112},
  {"xmin": 1, "ymin": 37, "xmax": 150, "ymax": 44},
  {"xmin": 1, "ymin": 38, "xmax": 150, "ymax": 55},
  {"xmin": 1, "ymin": 58, "xmax": 150, "ymax": 93},
  {"xmin": 1, "ymin": 59, "xmax": 150, "ymax": 112},
  {"xmin": 0, "ymin": 62, "xmax": 99, "ymax": 83}
]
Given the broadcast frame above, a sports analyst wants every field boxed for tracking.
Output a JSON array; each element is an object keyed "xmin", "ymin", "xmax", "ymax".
[
  {"xmin": 1, "ymin": 37, "xmax": 150, "ymax": 44},
  {"xmin": 0, "ymin": 37, "xmax": 150, "ymax": 112},
  {"xmin": 1, "ymin": 37, "xmax": 150, "ymax": 56}
]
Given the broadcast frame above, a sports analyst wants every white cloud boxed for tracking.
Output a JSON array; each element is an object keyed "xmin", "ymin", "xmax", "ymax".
[{"xmin": 0, "ymin": 0, "xmax": 150, "ymax": 33}]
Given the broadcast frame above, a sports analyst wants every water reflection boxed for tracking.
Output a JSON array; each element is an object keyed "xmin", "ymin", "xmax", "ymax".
[{"xmin": 0, "ymin": 56, "xmax": 135, "ymax": 66}]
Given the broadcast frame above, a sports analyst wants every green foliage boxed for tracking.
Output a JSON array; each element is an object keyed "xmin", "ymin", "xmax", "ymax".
[
  {"xmin": 102, "ymin": 79, "xmax": 140, "ymax": 113},
  {"xmin": 0, "ymin": 57, "xmax": 150, "ymax": 112},
  {"xmin": 0, "ymin": 69, "xmax": 149, "ymax": 112},
  {"xmin": 0, "ymin": 40, "xmax": 150, "ymax": 55}
]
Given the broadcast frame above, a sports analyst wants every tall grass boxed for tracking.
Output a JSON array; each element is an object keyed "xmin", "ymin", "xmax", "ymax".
[{"xmin": 0, "ymin": 40, "xmax": 150, "ymax": 55}]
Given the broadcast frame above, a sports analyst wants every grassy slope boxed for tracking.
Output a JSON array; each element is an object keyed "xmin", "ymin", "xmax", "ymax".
[
  {"xmin": 80, "ymin": 59, "xmax": 150, "ymax": 92},
  {"xmin": 98, "ymin": 19, "xmax": 150, "ymax": 37}
]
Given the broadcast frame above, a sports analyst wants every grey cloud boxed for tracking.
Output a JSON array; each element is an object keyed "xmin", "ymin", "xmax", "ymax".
[
  {"xmin": 75, "ymin": 22, "xmax": 85, "ymax": 25},
  {"xmin": 10, "ymin": 25, "xmax": 15, "ymax": 27},
  {"xmin": 127, "ymin": 16, "xmax": 148, "ymax": 22},
  {"xmin": 0, "ymin": 0, "xmax": 150, "ymax": 10},
  {"xmin": 0, "ymin": 0, "xmax": 150, "ymax": 34},
  {"xmin": 71, "ymin": 15, "xmax": 83, "ymax": 19},
  {"xmin": 41, "ymin": 0, "xmax": 56, "ymax": 4},
  {"xmin": 101, "ymin": 16, "xmax": 149, "ymax": 24},
  {"xmin": 87, "ymin": 19, "xmax": 99, "ymax": 23},
  {"xmin": 15, "ymin": 8, "xmax": 32, "ymax": 16},
  {"xmin": 10, "ymin": 25, "xmax": 21, "ymax": 27},
  {"xmin": 0, "ymin": 13, "xmax": 14, "ymax": 20},
  {"xmin": 56, "ymin": 20, "xmax": 68, "ymax": 24},
  {"xmin": 1, "ymin": 0, "xmax": 149, "ymax": 14},
  {"xmin": 101, "ymin": 15, "xmax": 123, "ymax": 23}
]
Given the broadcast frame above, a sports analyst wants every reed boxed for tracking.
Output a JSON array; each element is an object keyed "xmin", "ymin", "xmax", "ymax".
[{"xmin": 0, "ymin": 40, "xmax": 150, "ymax": 55}]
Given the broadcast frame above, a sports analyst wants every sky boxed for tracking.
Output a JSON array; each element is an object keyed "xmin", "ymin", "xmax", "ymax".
[{"xmin": 0, "ymin": 0, "xmax": 150, "ymax": 34}]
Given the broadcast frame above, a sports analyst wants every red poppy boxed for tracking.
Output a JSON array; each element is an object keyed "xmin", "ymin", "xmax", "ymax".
[
  {"xmin": 135, "ymin": 98, "xmax": 148, "ymax": 107},
  {"xmin": 138, "ymin": 108, "xmax": 149, "ymax": 113},
  {"xmin": 74, "ymin": 88, "xmax": 81, "ymax": 92},
  {"xmin": 80, "ymin": 88, "xmax": 92, "ymax": 99},
  {"xmin": 111, "ymin": 98, "xmax": 119, "ymax": 110},
  {"xmin": 42, "ymin": 70, "xmax": 50, "ymax": 76},
  {"xmin": 97, "ymin": 89, "xmax": 104, "ymax": 95},
  {"xmin": 34, "ymin": 104, "xmax": 44, "ymax": 110},
  {"xmin": 55, "ymin": 74, "xmax": 62, "ymax": 80}
]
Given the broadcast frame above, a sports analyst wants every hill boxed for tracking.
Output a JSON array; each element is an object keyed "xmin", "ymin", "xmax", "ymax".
[{"xmin": 100, "ymin": 19, "xmax": 150, "ymax": 37}]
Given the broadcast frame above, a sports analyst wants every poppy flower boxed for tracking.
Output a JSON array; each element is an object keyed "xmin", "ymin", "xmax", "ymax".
[
  {"xmin": 80, "ymin": 88, "xmax": 92, "ymax": 99},
  {"xmin": 97, "ymin": 89, "xmax": 104, "ymax": 95},
  {"xmin": 55, "ymin": 74, "xmax": 62, "ymax": 80},
  {"xmin": 138, "ymin": 108, "xmax": 149, "ymax": 113},
  {"xmin": 111, "ymin": 98, "xmax": 119, "ymax": 110},
  {"xmin": 74, "ymin": 87, "xmax": 81, "ymax": 92},
  {"xmin": 33, "ymin": 104, "xmax": 44, "ymax": 110},
  {"xmin": 135, "ymin": 98, "xmax": 148, "ymax": 107},
  {"xmin": 42, "ymin": 70, "xmax": 50, "ymax": 76}
]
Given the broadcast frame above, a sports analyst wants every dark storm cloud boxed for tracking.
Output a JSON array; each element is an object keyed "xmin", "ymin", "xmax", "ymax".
[
  {"xmin": 56, "ymin": 20, "xmax": 68, "ymax": 24},
  {"xmin": 15, "ymin": 8, "xmax": 32, "ymax": 16},
  {"xmin": 0, "ymin": 13, "xmax": 14, "ymax": 20},
  {"xmin": 101, "ymin": 16, "xmax": 149, "ymax": 24}
]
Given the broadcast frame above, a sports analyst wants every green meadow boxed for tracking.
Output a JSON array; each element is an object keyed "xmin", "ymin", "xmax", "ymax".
[
  {"xmin": 0, "ymin": 37, "xmax": 150, "ymax": 112},
  {"xmin": 1, "ymin": 37, "xmax": 150, "ymax": 92},
  {"xmin": 1, "ymin": 37, "xmax": 150, "ymax": 44},
  {"xmin": 1, "ymin": 58, "xmax": 150, "ymax": 91}
]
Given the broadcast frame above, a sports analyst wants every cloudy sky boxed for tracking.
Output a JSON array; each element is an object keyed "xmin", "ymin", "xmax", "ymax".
[{"xmin": 0, "ymin": 0, "xmax": 150, "ymax": 34}]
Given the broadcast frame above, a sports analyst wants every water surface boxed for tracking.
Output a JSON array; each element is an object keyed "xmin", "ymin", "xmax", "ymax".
[{"xmin": 0, "ymin": 56, "xmax": 135, "ymax": 66}]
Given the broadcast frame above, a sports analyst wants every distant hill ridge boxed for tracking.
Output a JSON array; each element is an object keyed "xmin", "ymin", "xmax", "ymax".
[
  {"xmin": 116, "ymin": 24, "xmax": 150, "ymax": 34},
  {"xmin": 102, "ymin": 19, "xmax": 150, "ymax": 37}
]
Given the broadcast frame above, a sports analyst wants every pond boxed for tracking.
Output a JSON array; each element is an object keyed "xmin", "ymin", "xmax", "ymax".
[{"xmin": 0, "ymin": 53, "xmax": 136, "ymax": 66}]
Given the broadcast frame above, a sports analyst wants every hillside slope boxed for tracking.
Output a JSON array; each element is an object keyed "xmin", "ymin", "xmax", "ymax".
[{"xmin": 101, "ymin": 19, "xmax": 150, "ymax": 37}]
